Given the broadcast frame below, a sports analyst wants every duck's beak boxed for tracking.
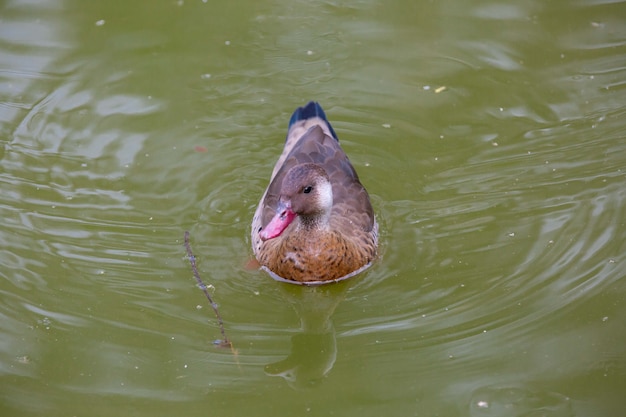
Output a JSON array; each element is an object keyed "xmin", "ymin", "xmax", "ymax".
[{"xmin": 260, "ymin": 200, "xmax": 297, "ymax": 241}]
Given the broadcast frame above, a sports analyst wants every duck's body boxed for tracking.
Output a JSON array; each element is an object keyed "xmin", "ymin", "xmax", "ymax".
[{"xmin": 252, "ymin": 102, "xmax": 377, "ymax": 284}]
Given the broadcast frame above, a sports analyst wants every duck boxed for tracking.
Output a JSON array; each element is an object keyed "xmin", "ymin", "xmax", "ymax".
[{"xmin": 251, "ymin": 101, "xmax": 378, "ymax": 284}]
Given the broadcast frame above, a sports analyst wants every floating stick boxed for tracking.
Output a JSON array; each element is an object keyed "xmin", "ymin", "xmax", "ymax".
[{"xmin": 183, "ymin": 231, "xmax": 232, "ymax": 349}]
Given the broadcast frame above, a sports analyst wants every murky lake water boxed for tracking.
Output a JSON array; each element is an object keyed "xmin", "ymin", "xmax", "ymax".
[{"xmin": 1, "ymin": 0, "xmax": 625, "ymax": 416}]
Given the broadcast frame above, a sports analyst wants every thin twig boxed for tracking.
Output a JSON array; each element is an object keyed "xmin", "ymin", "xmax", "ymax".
[{"xmin": 183, "ymin": 231, "xmax": 232, "ymax": 349}]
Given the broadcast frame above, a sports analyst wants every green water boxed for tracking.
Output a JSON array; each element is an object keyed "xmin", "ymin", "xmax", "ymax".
[{"xmin": 1, "ymin": 0, "xmax": 625, "ymax": 416}]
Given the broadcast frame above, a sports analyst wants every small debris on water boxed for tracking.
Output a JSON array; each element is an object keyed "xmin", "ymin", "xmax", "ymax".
[
  {"xmin": 476, "ymin": 401, "xmax": 489, "ymax": 408},
  {"xmin": 213, "ymin": 339, "xmax": 230, "ymax": 348},
  {"xmin": 16, "ymin": 355, "xmax": 31, "ymax": 364}
]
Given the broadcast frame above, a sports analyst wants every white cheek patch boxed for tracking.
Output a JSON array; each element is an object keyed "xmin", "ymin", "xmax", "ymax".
[{"xmin": 317, "ymin": 181, "xmax": 333, "ymax": 211}]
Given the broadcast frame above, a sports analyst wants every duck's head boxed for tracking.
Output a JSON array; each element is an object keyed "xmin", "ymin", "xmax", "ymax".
[{"xmin": 260, "ymin": 163, "xmax": 333, "ymax": 241}]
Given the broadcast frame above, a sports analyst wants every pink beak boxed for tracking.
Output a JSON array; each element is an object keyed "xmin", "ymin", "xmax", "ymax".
[{"xmin": 259, "ymin": 201, "xmax": 297, "ymax": 241}]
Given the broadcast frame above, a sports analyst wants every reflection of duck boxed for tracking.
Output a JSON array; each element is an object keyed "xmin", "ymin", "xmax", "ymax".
[
  {"xmin": 265, "ymin": 281, "xmax": 350, "ymax": 387},
  {"xmin": 252, "ymin": 102, "xmax": 378, "ymax": 284}
]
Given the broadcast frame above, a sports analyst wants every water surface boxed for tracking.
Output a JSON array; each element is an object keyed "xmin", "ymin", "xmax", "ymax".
[{"xmin": 1, "ymin": 0, "xmax": 625, "ymax": 416}]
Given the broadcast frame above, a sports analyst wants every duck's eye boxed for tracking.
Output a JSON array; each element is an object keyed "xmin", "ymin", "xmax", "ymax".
[{"xmin": 303, "ymin": 186, "xmax": 313, "ymax": 194}]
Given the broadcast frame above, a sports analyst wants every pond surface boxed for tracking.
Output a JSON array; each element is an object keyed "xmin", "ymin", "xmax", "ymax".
[{"xmin": 1, "ymin": 0, "xmax": 625, "ymax": 416}]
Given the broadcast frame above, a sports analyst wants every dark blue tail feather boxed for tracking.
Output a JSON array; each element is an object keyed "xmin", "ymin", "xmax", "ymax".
[{"xmin": 288, "ymin": 101, "xmax": 338, "ymax": 141}]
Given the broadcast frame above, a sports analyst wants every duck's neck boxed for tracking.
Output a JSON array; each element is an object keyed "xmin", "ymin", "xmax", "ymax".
[{"xmin": 297, "ymin": 213, "xmax": 330, "ymax": 233}]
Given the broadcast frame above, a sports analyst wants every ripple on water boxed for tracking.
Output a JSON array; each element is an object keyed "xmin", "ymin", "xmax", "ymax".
[
  {"xmin": 340, "ymin": 99, "xmax": 626, "ymax": 372},
  {"xmin": 0, "ymin": 0, "xmax": 625, "ymax": 414}
]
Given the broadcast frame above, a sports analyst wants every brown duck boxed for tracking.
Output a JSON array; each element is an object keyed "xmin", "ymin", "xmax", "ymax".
[{"xmin": 252, "ymin": 102, "xmax": 377, "ymax": 284}]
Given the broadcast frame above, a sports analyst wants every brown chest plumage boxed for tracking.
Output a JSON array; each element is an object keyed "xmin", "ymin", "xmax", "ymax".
[{"xmin": 258, "ymin": 228, "xmax": 376, "ymax": 283}]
